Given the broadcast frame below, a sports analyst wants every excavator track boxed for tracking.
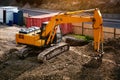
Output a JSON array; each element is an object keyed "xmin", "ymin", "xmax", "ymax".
[
  {"xmin": 37, "ymin": 42, "xmax": 69, "ymax": 62},
  {"xmin": 17, "ymin": 42, "xmax": 69, "ymax": 62},
  {"xmin": 17, "ymin": 47, "xmax": 32, "ymax": 59},
  {"xmin": 17, "ymin": 46, "xmax": 42, "ymax": 59}
]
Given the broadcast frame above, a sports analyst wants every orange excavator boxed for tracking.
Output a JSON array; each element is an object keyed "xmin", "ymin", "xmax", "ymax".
[{"xmin": 16, "ymin": 8, "xmax": 104, "ymax": 62}]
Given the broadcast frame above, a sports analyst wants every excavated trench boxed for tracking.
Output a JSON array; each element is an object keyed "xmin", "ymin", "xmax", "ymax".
[{"xmin": 65, "ymin": 37, "xmax": 89, "ymax": 46}]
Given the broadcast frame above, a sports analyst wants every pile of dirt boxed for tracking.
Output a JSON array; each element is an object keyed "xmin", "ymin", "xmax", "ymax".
[
  {"xmin": 0, "ymin": 39, "xmax": 119, "ymax": 80},
  {"xmin": 0, "ymin": 26, "xmax": 120, "ymax": 80},
  {"xmin": 68, "ymin": 38, "xmax": 120, "ymax": 80},
  {"xmin": 0, "ymin": 26, "xmax": 20, "ymax": 63},
  {"xmin": 1, "ymin": 0, "xmax": 120, "ymax": 13},
  {"xmin": 65, "ymin": 37, "xmax": 89, "ymax": 46},
  {"xmin": 104, "ymin": 38, "xmax": 120, "ymax": 64},
  {"xmin": 103, "ymin": 38, "xmax": 120, "ymax": 80},
  {"xmin": 0, "ymin": 0, "xmax": 17, "ymax": 6},
  {"xmin": 38, "ymin": 0, "xmax": 120, "ymax": 13}
]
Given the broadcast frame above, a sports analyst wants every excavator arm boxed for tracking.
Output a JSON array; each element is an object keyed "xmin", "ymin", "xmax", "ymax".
[{"xmin": 42, "ymin": 8, "xmax": 103, "ymax": 53}]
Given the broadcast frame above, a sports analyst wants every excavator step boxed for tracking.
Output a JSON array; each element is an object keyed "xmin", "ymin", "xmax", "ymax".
[{"xmin": 37, "ymin": 42, "xmax": 69, "ymax": 62}]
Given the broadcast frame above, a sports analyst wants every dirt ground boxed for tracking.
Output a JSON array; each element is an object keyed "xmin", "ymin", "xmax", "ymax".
[{"xmin": 0, "ymin": 25, "xmax": 120, "ymax": 80}]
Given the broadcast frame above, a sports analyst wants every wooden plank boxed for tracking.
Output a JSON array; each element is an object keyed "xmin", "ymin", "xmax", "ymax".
[
  {"xmin": 116, "ymin": 28, "xmax": 120, "ymax": 34},
  {"xmin": 103, "ymin": 27, "xmax": 114, "ymax": 33},
  {"xmin": 83, "ymin": 28, "xmax": 93, "ymax": 37},
  {"xmin": 73, "ymin": 26, "xmax": 82, "ymax": 34}
]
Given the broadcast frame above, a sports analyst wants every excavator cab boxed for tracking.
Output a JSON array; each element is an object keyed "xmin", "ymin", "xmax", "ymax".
[
  {"xmin": 39, "ymin": 22, "xmax": 48, "ymax": 39},
  {"xmin": 40, "ymin": 22, "xmax": 48, "ymax": 32},
  {"xmin": 40, "ymin": 22, "xmax": 62, "ymax": 44},
  {"xmin": 55, "ymin": 25, "xmax": 62, "ymax": 43}
]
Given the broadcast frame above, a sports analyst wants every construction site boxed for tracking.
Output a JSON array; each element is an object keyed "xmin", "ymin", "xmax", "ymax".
[{"xmin": 0, "ymin": 0, "xmax": 120, "ymax": 80}]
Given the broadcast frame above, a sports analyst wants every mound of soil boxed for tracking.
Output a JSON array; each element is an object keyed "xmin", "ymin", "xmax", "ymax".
[
  {"xmin": 0, "ymin": 38, "xmax": 120, "ymax": 80},
  {"xmin": 65, "ymin": 37, "xmax": 89, "ymax": 46},
  {"xmin": 0, "ymin": 26, "xmax": 120, "ymax": 80},
  {"xmin": 104, "ymin": 38, "xmax": 120, "ymax": 64}
]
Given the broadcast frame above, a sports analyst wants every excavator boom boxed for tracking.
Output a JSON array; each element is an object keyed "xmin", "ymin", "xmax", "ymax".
[{"xmin": 43, "ymin": 8, "xmax": 103, "ymax": 52}]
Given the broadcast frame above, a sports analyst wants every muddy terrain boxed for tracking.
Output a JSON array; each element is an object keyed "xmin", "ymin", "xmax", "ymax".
[{"xmin": 0, "ymin": 25, "xmax": 120, "ymax": 80}]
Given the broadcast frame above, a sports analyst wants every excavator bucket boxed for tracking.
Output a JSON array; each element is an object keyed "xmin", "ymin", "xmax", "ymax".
[{"xmin": 83, "ymin": 54, "xmax": 103, "ymax": 68}]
